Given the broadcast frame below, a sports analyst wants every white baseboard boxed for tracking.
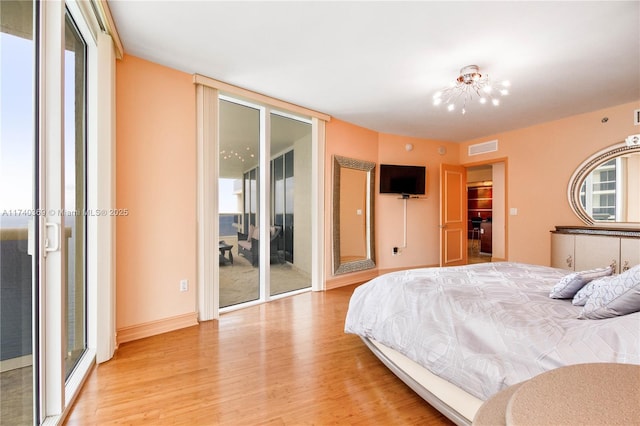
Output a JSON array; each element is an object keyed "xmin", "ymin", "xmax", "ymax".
[
  {"xmin": 325, "ymin": 268, "xmax": 379, "ymax": 289},
  {"xmin": 116, "ymin": 312, "xmax": 199, "ymax": 345}
]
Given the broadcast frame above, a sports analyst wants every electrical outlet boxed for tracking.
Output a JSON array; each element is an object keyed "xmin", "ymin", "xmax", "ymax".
[
  {"xmin": 179, "ymin": 279, "xmax": 188, "ymax": 292},
  {"xmin": 392, "ymin": 247, "xmax": 399, "ymax": 255}
]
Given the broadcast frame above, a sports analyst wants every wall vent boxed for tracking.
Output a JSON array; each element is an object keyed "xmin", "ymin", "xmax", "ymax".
[{"xmin": 468, "ymin": 140, "xmax": 498, "ymax": 156}]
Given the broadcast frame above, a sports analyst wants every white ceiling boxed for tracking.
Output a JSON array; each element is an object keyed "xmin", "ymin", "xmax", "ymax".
[{"xmin": 108, "ymin": 1, "xmax": 640, "ymax": 142}]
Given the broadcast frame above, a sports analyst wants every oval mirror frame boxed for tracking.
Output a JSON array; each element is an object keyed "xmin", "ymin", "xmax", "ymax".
[
  {"xmin": 568, "ymin": 141, "xmax": 640, "ymax": 227},
  {"xmin": 332, "ymin": 155, "xmax": 376, "ymax": 275}
]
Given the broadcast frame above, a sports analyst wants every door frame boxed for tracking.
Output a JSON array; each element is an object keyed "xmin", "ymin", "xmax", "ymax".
[
  {"xmin": 195, "ymin": 78, "xmax": 328, "ymax": 320},
  {"xmin": 439, "ymin": 157, "xmax": 509, "ymax": 266},
  {"xmin": 463, "ymin": 157, "xmax": 509, "ymax": 262}
]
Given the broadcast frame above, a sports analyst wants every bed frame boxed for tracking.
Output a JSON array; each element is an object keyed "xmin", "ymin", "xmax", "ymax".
[{"xmin": 361, "ymin": 337, "xmax": 483, "ymax": 426}]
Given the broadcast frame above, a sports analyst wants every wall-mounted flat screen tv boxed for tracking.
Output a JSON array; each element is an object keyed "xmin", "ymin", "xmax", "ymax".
[{"xmin": 379, "ymin": 164, "xmax": 426, "ymax": 195}]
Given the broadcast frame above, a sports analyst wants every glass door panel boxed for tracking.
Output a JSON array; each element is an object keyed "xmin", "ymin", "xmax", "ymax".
[
  {"xmin": 0, "ymin": 1, "xmax": 36, "ymax": 423},
  {"xmin": 269, "ymin": 114, "xmax": 312, "ymax": 296},
  {"xmin": 63, "ymin": 10, "xmax": 87, "ymax": 379},
  {"xmin": 218, "ymin": 99, "xmax": 260, "ymax": 308}
]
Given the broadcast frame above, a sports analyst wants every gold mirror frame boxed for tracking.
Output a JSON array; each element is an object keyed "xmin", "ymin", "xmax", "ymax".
[
  {"xmin": 568, "ymin": 141, "xmax": 640, "ymax": 227},
  {"xmin": 332, "ymin": 155, "xmax": 376, "ymax": 274}
]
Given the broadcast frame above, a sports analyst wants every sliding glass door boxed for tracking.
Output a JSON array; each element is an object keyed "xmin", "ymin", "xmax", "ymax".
[
  {"xmin": 0, "ymin": 1, "xmax": 36, "ymax": 422},
  {"xmin": 63, "ymin": 10, "xmax": 87, "ymax": 379},
  {"xmin": 269, "ymin": 113, "xmax": 312, "ymax": 297},
  {"xmin": 1, "ymin": 1, "xmax": 92, "ymax": 423},
  {"xmin": 218, "ymin": 98, "xmax": 261, "ymax": 308},
  {"xmin": 216, "ymin": 97, "xmax": 312, "ymax": 311}
]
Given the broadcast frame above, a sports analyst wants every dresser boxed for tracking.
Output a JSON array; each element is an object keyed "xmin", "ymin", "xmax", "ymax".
[{"xmin": 550, "ymin": 226, "xmax": 640, "ymax": 273}]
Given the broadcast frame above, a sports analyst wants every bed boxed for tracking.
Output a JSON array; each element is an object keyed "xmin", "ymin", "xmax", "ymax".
[{"xmin": 344, "ymin": 262, "xmax": 640, "ymax": 425}]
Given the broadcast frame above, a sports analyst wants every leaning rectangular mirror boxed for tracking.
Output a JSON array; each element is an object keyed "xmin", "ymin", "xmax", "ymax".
[{"xmin": 333, "ymin": 155, "xmax": 376, "ymax": 274}]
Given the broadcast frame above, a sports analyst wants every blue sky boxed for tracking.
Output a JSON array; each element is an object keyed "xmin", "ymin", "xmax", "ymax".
[
  {"xmin": 1, "ymin": 29, "xmax": 78, "ymax": 219},
  {"xmin": 0, "ymin": 32, "xmax": 34, "ymax": 213}
]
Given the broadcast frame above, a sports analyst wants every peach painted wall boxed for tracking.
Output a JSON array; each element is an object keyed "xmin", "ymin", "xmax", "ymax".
[
  {"xmin": 376, "ymin": 133, "xmax": 458, "ymax": 271},
  {"xmin": 324, "ymin": 119, "xmax": 459, "ymax": 286},
  {"xmin": 113, "ymin": 55, "xmax": 638, "ymax": 323},
  {"xmin": 458, "ymin": 101, "xmax": 640, "ymax": 266},
  {"xmin": 116, "ymin": 55, "xmax": 197, "ymax": 331},
  {"xmin": 324, "ymin": 119, "xmax": 379, "ymax": 285},
  {"xmin": 325, "ymin": 102, "xmax": 639, "ymax": 287}
]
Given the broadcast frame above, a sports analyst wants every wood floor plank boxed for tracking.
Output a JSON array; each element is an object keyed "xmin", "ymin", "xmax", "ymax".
[{"xmin": 65, "ymin": 285, "xmax": 453, "ymax": 425}]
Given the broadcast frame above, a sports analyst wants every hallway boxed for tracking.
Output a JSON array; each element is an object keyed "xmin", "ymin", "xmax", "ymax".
[{"xmin": 467, "ymin": 239, "xmax": 492, "ymax": 264}]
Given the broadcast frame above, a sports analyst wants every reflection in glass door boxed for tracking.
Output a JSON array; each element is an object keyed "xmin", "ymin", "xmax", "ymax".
[
  {"xmin": 63, "ymin": 10, "xmax": 87, "ymax": 379},
  {"xmin": 270, "ymin": 114, "xmax": 312, "ymax": 296},
  {"xmin": 218, "ymin": 99, "xmax": 261, "ymax": 308},
  {"xmin": 0, "ymin": 1, "xmax": 36, "ymax": 423},
  {"xmin": 217, "ymin": 99, "xmax": 313, "ymax": 309}
]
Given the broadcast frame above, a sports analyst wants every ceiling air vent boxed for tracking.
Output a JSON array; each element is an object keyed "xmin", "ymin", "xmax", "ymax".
[{"xmin": 468, "ymin": 140, "xmax": 498, "ymax": 156}]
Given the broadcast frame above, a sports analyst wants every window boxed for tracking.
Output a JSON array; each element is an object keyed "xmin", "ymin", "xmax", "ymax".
[{"xmin": 580, "ymin": 159, "xmax": 618, "ymax": 221}]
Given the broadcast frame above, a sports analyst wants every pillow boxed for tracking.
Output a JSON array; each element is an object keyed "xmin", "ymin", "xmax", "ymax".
[
  {"xmin": 579, "ymin": 264, "xmax": 640, "ymax": 319},
  {"xmin": 549, "ymin": 266, "xmax": 613, "ymax": 299},
  {"xmin": 572, "ymin": 275, "xmax": 616, "ymax": 306},
  {"xmin": 247, "ymin": 224, "xmax": 255, "ymax": 241}
]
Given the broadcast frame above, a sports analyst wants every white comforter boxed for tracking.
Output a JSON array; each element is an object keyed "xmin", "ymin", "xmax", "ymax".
[{"xmin": 344, "ymin": 262, "xmax": 640, "ymax": 400}]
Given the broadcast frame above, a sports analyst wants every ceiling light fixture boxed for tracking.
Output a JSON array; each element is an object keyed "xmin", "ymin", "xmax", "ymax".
[
  {"xmin": 433, "ymin": 65, "xmax": 510, "ymax": 115},
  {"xmin": 221, "ymin": 146, "xmax": 253, "ymax": 162}
]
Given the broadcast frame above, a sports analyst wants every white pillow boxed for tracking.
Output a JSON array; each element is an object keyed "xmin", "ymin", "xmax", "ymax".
[
  {"xmin": 579, "ymin": 265, "xmax": 640, "ymax": 319},
  {"xmin": 549, "ymin": 266, "xmax": 613, "ymax": 299},
  {"xmin": 572, "ymin": 275, "xmax": 615, "ymax": 306}
]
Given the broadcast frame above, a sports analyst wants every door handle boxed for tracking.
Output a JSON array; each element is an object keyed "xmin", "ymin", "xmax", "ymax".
[{"xmin": 44, "ymin": 222, "xmax": 60, "ymax": 254}]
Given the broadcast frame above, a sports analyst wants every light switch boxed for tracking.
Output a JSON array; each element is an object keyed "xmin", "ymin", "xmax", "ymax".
[
  {"xmin": 356, "ymin": 209, "xmax": 362, "ymax": 215},
  {"xmin": 510, "ymin": 208, "xmax": 518, "ymax": 216}
]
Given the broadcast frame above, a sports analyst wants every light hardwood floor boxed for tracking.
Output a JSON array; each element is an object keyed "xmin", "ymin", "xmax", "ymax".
[{"xmin": 65, "ymin": 285, "xmax": 453, "ymax": 425}]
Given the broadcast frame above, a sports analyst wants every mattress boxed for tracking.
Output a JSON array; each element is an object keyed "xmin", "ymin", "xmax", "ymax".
[{"xmin": 344, "ymin": 262, "xmax": 640, "ymax": 401}]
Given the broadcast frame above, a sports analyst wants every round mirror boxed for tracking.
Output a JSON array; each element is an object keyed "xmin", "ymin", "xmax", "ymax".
[{"xmin": 568, "ymin": 141, "xmax": 640, "ymax": 226}]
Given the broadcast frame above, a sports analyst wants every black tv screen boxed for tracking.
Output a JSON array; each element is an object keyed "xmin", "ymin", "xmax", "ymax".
[{"xmin": 379, "ymin": 164, "xmax": 426, "ymax": 195}]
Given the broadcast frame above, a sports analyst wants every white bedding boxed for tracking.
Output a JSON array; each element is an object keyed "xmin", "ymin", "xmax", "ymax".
[{"xmin": 344, "ymin": 262, "xmax": 640, "ymax": 401}]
